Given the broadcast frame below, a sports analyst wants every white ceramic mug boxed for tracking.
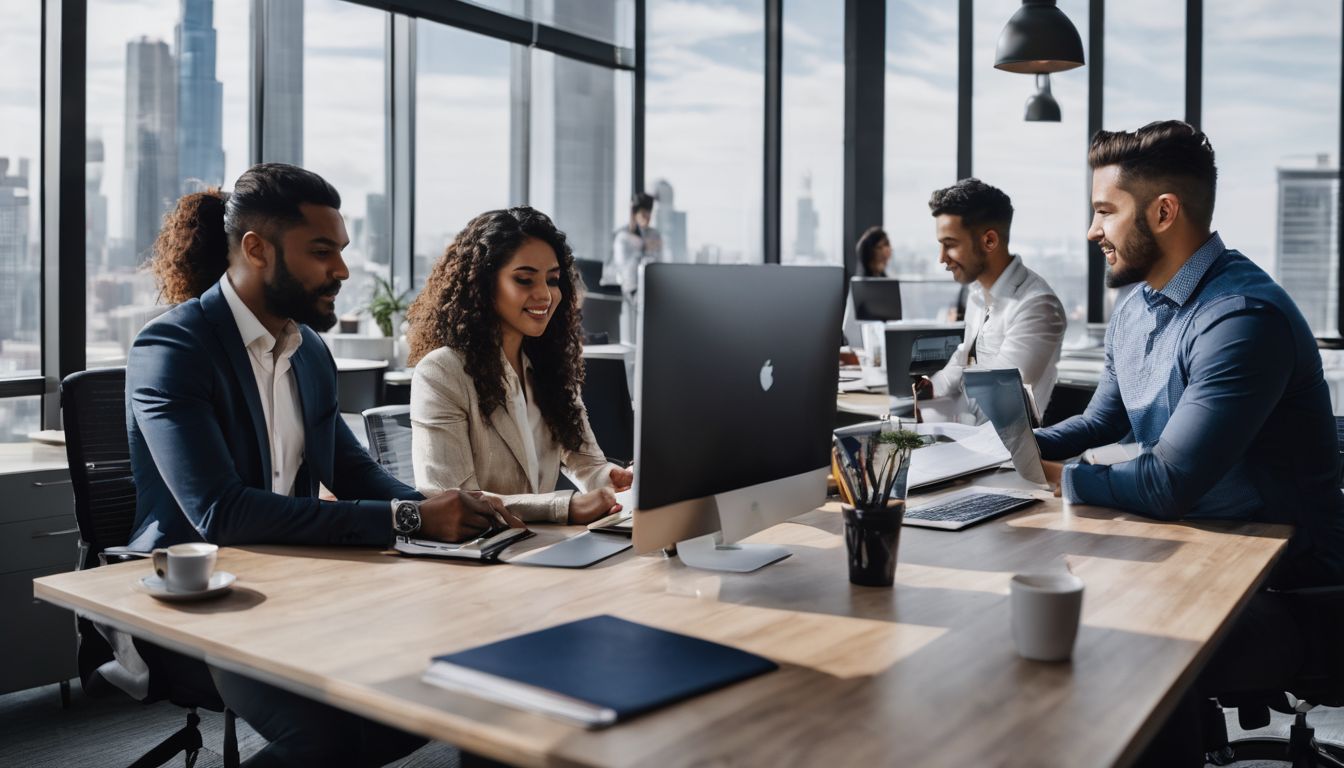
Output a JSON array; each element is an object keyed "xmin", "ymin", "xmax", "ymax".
[
  {"xmin": 1010, "ymin": 571, "xmax": 1084, "ymax": 662},
  {"xmin": 151, "ymin": 543, "xmax": 218, "ymax": 592}
]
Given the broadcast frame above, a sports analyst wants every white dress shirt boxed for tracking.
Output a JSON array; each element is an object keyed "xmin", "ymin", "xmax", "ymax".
[
  {"xmin": 929, "ymin": 255, "xmax": 1067, "ymax": 413},
  {"xmin": 219, "ymin": 276, "xmax": 305, "ymax": 495},
  {"xmin": 502, "ymin": 353, "xmax": 546, "ymax": 494}
]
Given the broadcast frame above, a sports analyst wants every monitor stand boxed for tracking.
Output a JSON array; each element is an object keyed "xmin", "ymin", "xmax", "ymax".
[{"xmin": 675, "ymin": 532, "xmax": 791, "ymax": 573}]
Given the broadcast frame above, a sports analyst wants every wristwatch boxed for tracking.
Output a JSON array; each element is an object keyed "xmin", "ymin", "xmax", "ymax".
[{"xmin": 391, "ymin": 499, "xmax": 422, "ymax": 536}]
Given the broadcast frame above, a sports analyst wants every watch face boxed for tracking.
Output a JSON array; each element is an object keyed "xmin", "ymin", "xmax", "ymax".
[{"xmin": 395, "ymin": 503, "xmax": 421, "ymax": 534}]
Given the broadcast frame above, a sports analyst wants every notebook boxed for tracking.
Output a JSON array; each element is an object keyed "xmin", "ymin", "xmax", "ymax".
[
  {"xmin": 422, "ymin": 615, "xmax": 778, "ymax": 728},
  {"xmin": 393, "ymin": 527, "xmax": 533, "ymax": 562}
]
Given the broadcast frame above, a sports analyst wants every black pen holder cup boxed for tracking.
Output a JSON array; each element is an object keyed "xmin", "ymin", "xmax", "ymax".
[{"xmin": 842, "ymin": 502, "xmax": 905, "ymax": 587}]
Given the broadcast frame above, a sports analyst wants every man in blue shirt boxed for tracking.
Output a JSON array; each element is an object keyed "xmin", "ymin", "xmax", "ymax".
[
  {"xmin": 1038, "ymin": 121, "xmax": 1344, "ymax": 765},
  {"xmin": 1037, "ymin": 122, "xmax": 1344, "ymax": 590}
]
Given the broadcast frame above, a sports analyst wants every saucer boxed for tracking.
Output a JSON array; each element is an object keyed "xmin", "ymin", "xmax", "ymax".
[{"xmin": 139, "ymin": 571, "xmax": 236, "ymax": 602}]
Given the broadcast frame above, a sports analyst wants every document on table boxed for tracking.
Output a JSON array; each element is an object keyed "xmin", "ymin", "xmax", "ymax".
[{"xmin": 908, "ymin": 422, "xmax": 1011, "ymax": 489}]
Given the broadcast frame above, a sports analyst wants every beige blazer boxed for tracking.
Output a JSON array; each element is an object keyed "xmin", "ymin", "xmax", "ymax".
[{"xmin": 410, "ymin": 346, "xmax": 619, "ymax": 523}]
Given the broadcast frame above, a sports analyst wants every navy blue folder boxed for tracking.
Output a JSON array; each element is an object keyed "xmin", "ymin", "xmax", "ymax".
[{"xmin": 426, "ymin": 614, "xmax": 778, "ymax": 727}]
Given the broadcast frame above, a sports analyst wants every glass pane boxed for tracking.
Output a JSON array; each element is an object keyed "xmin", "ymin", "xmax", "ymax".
[
  {"xmin": 86, "ymin": 0, "xmax": 249, "ymax": 367},
  {"xmin": 780, "ymin": 0, "xmax": 843, "ymax": 266},
  {"xmin": 263, "ymin": 0, "xmax": 390, "ymax": 325},
  {"xmin": 528, "ymin": 50, "xmax": 632, "ymax": 266},
  {"xmin": 1103, "ymin": 0, "xmax": 1183, "ymax": 131},
  {"xmin": 465, "ymin": 0, "xmax": 635, "ymax": 48},
  {"xmin": 0, "ymin": 395, "xmax": 41, "ymax": 443},
  {"xmin": 884, "ymin": 0, "xmax": 958, "ymax": 285},
  {"xmin": 414, "ymin": 21, "xmax": 517, "ymax": 288},
  {"xmin": 0, "ymin": 0, "xmax": 41, "ymax": 379},
  {"xmin": 1205, "ymin": 2, "xmax": 1341, "ymax": 337},
  {"xmin": 645, "ymin": 0, "xmax": 764, "ymax": 264},
  {"xmin": 973, "ymin": 0, "xmax": 1090, "ymax": 345}
]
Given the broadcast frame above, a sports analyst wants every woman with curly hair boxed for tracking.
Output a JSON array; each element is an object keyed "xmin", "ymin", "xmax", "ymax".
[{"xmin": 407, "ymin": 206, "xmax": 633, "ymax": 525}]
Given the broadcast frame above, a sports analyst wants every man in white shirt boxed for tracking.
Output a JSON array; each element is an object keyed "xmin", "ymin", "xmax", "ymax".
[{"xmin": 916, "ymin": 179, "xmax": 1068, "ymax": 417}]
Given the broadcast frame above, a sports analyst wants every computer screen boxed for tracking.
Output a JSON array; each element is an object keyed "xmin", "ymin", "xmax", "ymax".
[
  {"xmin": 850, "ymin": 277, "xmax": 902, "ymax": 321},
  {"xmin": 573, "ymin": 258, "xmax": 620, "ymax": 296},
  {"xmin": 632, "ymin": 263, "xmax": 845, "ymax": 566},
  {"xmin": 884, "ymin": 324, "xmax": 964, "ymax": 390}
]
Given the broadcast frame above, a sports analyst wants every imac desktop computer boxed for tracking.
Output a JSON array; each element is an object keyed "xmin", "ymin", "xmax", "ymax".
[{"xmin": 630, "ymin": 263, "xmax": 845, "ymax": 571}]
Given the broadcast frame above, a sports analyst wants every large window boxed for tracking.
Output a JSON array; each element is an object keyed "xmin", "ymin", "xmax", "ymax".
[
  {"xmin": 1103, "ymin": 2, "xmax": 1183, "ymax": 132},
  {"xmin": 85, "ymin": 0, "xmax": 249, "ymax": 367},
  {"xmin": 467, "ymin": 0, "xmax": 636, "ymax": 48},
  {"xmin": 1205, "ymin": 1, "xmax": 1342, "ymax": 338},
  {"xmin": 0, "ymin": 0, "xmax": 42, "ymax": 441},
  {"xmin": 413, "ymin": 21, "xmax": 516, "ymax": 285},
  {"xmin": 973, "ymin": 0, "xmax": 1090, "ymax": 345},
  {"xmin": 883, "ymin": 0, "xmax": 959, "ymax": 281},
  {"xmin": 779, "ymin": 0, "xmax": 843, "ymax": 266},
  {"xmin": 645, "ymin": 0, "xmax": 764, "ymax": 264},
  {"xmin": 271, "ymin": 0, "xmax": 391, "ymax": 324}
]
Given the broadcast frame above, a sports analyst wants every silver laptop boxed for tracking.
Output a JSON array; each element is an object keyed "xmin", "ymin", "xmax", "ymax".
[{"xmin": 961, "ymin": 368, "xmax": 1049, "ymax": 486}]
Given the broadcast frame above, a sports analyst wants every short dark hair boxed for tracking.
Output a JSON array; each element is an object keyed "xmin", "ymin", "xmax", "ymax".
[
  {"xmin": 224, "ymin": 162, "xmax": 342, "ymax": 248},
  {"xmin": 928, "ymin": 178, "xmax": 1014, "ymax": 240},
  {"xmin": 631, "ymin": 192, "xmax": 655, "ymax": 214},
  {"xmin": 1088, "ymin": 120, "xmax": 1217, "ymax": 230}
]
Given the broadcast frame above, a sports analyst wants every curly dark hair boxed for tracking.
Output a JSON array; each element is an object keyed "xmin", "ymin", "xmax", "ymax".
[
  {"xmin": 406, "ymin": 206, "xmax": 588, "ymax": 453},
  {"xmin": 150, "ymin": 189, "xmax": 230, "ymax": 304},
  {"xmin": 928, "ymin": 178, "xmax": 1014, "ymax": 243}
]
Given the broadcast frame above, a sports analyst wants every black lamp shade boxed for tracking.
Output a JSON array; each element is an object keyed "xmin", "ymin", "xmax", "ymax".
[
  {"xmin": 995, "ymin": 0, "xmax": 1085, "ymax": 74},
  {"xmin": 1025, "ymin": 74, "xmax": 1061, "ymax": 121}
]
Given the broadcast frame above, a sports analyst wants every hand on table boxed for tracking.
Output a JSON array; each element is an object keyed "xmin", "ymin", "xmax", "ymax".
[
  {"xmin": 419, "ymin": 489, "xmax": 525, "ymax": 542},
  {"xmin": 569, "ymin": 487, "xmax": 622, "ymax": 525},
  {"xmin": 1041, "ymin": 461, "xmax": 1065, "ymax": 498}
]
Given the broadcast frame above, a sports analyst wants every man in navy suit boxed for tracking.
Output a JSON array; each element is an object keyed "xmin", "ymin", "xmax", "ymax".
[{"xmin": 127, "ymin": 164, "xmax": 520, "ymax": 767}]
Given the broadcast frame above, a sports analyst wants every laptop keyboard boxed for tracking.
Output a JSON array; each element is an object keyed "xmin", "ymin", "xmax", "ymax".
[{"xmin": 905, "ymin": 493, "xmax": 1037, "ymax": 528}]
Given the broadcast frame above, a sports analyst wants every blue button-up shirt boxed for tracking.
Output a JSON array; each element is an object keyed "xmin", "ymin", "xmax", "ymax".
[{"xmin": 1035, "ymin": 233, "xmax": 1344, "ymax": 587}]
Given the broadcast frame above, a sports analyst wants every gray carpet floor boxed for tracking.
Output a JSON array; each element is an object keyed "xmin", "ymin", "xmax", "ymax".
[
  {"xmin": 3, "ymin": 678, "xmax": 1343, "ymax": 766},
  {"xmin": 0, "ymin": 679, "xmax": 461, "ymax": 768}
]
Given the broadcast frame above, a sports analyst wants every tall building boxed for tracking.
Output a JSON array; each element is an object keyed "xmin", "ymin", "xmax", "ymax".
[
  {"xmin": 793, "ymin": 172, "xmax": 819, "ymax": 262},
  {"xmin": 177, "ymin": 0, "xmax": 225, "ymax": 193},
  {"xmin": 652, "ymin": 178, "xmax": 688, "ymax": 262},
  {"xmin": 86, "ymin": 137, "xmax": 108, "ymax": 273},
  {"xmin": 0, "ymin": 158, "xmax": 32, "ymax": 343},
  {"xmin": 254, "ymin": 0, "xmax": 304, "ymax": 164},
  {"xmin": 1276, "ymin": 157, "xmax": 1339, "ymax": 333},
  {"xmin": 123, "ymin": 37, "xmax": 178, "ymax": 266}
]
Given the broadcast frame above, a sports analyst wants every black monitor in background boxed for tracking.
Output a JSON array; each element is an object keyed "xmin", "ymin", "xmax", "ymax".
[
  {"xmin": 580, "ymin": 294, "xmax": 622, "ymax": 345},
  {"xmin": 884, "ymin": 324, "xmax": 964, "ymax": 391},
  {"xmin": 574, "ymin": 258, "xmax": 620, "ymax": 296},
  {"xmin": 632, "ymin": 263, "xmax": 844, "ymax": 571},
  {"xmin": 850, "ymin": 277, "xmax": 903, "ymax": 321}
]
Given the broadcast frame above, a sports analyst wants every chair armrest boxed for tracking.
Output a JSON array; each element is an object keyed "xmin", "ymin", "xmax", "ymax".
[{"xmin": 99, "ymin": 546, "xmax": 150, "ymax": 566}]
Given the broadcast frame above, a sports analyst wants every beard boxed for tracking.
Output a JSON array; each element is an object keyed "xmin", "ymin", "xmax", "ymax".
[
  {"xmin": 950, "ymin": 242, "xmax": 989, "ymax": 285},
  {"xmin": 1104, "ymin": 213, "xmax": 1162, "ymax": 289},
  {"xmin": 263, "ymin": 242, "xmax": 341, "ymax": 331}
]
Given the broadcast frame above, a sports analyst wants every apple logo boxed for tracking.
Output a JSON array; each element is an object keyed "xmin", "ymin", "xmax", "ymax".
[{"xmin": 759, "ymin": 359, "xmax": 774, "ymax": 392}]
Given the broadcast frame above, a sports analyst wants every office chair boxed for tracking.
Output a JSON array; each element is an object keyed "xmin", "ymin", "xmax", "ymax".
[
  {"xmin": 363, "ymin": 404, "xmax": 415, "ymax": 487},
  {"xmin": 61, "ymin": 368, "xmax": 239, "ymax": 768},
  {"xmin": 581, "ymin": 356, "xmax": 634, "ymax": 465}
]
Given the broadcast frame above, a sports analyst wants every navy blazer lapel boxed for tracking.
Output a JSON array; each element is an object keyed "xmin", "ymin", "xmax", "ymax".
[
  {"xmin": 200, "ymin": 283, "xmax": 272, "ymax": 485},
  {"xmin": 288, "ymin": 338, "xmax": 322, "ymax": 494}
]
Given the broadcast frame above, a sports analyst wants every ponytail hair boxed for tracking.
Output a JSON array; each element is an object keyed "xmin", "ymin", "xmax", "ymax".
[
  {"xmin": 147, "ymin": 163, "xmax": 342, "ymax": 304},
  {"xmin": 150, "ymin": 189, "xmax": 230, "ymax": 304}
]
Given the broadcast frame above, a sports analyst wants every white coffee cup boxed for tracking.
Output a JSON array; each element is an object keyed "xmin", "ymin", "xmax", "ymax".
[
  {"xmin": 1010, "ymin": 571, "xmax": 1084, "ymax": 662},
  {"xmin": 151, "ymin": 543, "xmax": 218, "ymax": 592}
]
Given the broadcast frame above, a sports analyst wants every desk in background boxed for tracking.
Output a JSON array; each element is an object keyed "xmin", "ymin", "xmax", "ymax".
[{"xmin": 35, "ymin": 477, "xmax": 1289, "ymax": 767}]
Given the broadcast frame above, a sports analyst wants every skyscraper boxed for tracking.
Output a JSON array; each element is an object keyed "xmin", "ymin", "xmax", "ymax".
[
  {"xmin": 177, "ymin": 0, "xmax": 225, "ymax": 193},
  {"xmin": 0, "ymin": 158, "xmax": 32, "ymax": 343},
  {"xmin": 652, "ymin": 178, "xmax": 688, "ymax": 262},
  {"xmin": 86, "ymin": 137, "xmax": 108, "ymax": 273},
  {"xmin": 254, "ymin": 0, "xmax": 304, "ymax": 164},
  {"xmin": 123, "ymin": 37, "xmax": 178, "ymax": 265},
  {"xmin": 1276, "ymin": 157, "xmax": 1339, "ymax": 333},
  {"xmin": 793, "ymin": 172, "xmax": 819, "ymax": 262}
]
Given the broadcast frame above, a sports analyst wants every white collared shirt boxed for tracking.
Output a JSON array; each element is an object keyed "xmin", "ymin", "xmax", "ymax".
[
  {"xmin": 930, "ymin": 255, "xmax": 1067, "ymax": 412},
  {"xmin": 219, "ymin": 276, "xmax": 306, "ymax": 496},
  {"xmin": 501, "ymin": 352, "xmax": 546, "ymax": 492}
]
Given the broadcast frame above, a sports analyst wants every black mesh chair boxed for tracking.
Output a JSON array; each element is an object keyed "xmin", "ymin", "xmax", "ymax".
[
  {"xmin": 581, "ymin": 356, "xmax": 634, "ymax": 466},
  {"xmin": 61, "ymin": 368, "xmax": 239, "ymax": 768}
]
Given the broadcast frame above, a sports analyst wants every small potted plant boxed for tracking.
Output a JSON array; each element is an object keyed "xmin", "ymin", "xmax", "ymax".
[
  {"xmin": 368, "ymin": 276, "xmax": 412, "ymax": 338},
  {"xmin": 832, "ymin": 423, "xmax": 928, "ymax": 586}
]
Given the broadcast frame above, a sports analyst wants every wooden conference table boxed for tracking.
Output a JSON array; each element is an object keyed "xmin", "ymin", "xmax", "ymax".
[{"xmin": 34, "ymin": 474, "xmax": 1289, "ymax": 767}]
